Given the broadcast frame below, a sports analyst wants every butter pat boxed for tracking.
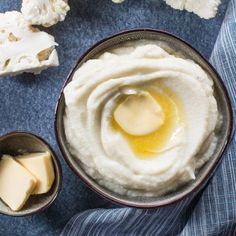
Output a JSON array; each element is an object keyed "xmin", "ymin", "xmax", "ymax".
[
  {"xmin": 114, "ymin": 92, "xmax": 165, "ymax": 136},
  {"xmin": 17, "ymin": 152, "xmax": 55, "ymax": 194},
  {"xmin": 0, "ymin": 156, "xmax": 37, "ymax": 211}
]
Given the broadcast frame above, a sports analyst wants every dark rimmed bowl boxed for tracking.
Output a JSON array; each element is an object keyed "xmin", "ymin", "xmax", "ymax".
[
  {"xmin": 0, "ymin": 131, "xmax": 62, "ymax": 216},
  {"xmin": 55, "ymin": 29, "xmax": 233, "ymax": 208}
]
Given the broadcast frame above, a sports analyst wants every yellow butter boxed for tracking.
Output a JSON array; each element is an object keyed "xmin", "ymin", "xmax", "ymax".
[
  {"xmin": 114, "ymin": 91, "xmax": 165, "ymax": 136},
  {"xmin": 0, "ymin": 155, "xmax": 37, "ymax": 211},
  {"xmin": 17, "ymin": 152, "xmax": 55, "ymax": 194}
]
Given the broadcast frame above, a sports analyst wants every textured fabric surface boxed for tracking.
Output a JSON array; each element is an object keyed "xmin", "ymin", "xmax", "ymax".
[
  {"xmin": 61, "ymin": 1, "xmax": 236, "ymax": 235},
  {"xmin": 0, "ymin": 0, "xmax": 230, "ymax": 235}
]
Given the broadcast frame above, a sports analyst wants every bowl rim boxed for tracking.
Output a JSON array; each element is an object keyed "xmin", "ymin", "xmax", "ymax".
[
  {"xmin": 54, "ymin": 28, "xmax": 234, "ymax": 208},
  {"xmin": 0, "ymin": 131, "xmax": 63, "ymax": 217}
]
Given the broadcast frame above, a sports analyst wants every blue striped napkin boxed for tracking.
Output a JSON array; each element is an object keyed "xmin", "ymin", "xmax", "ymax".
[{"xmin": 61, "ymin": 1, "xmax": 236, "ymax": 235}]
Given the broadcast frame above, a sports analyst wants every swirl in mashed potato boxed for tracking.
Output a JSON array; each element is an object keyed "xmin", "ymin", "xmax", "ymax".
[{"xmin": 63, "ymin": 43, "xmax": 218, "ymax": 197}]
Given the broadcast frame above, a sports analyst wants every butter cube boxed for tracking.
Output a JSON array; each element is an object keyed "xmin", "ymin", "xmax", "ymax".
[
  {"xmin": 0, "ymin": 156, "xmax": 37, "ymax": 211},
  {"xmin": 17, "ymin": 152, "xmax": 55, "ymax": 194},
  {"xmin": 114, "ymin": 91, "xmax": 165, "ymax": 136}
]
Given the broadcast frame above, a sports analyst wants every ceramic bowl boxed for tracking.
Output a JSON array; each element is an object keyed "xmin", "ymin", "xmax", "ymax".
[
  {"xmin": 55, "ymin": 29, "xmax": 233, "ymax": 208},
  {"xmin": 0, "ymin": 131, "xmax": 62, "ymax": 216}
]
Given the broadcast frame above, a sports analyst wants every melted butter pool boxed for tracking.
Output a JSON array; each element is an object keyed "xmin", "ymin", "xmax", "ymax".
[{"xmin": 111, "ymin": 84, "xmax": 185, "ymax": 159}]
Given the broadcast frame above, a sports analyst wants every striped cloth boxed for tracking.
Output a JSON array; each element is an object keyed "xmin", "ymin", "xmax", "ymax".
[{"xmin": 61, "ymin": 1, "xmax": 236, "ymax": 235}]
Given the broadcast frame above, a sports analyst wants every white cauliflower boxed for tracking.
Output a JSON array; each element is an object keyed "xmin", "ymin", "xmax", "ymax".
[
  {"xmin": 164, "ymin": 0, "xmax": 221, "ymax": 19},
  {"xmin": 112, "ymin": 0, "xmax": 221, "ymax": 19},
  {"xmin": 0, "ymin": 11, "xmax": 59, "ymax": 77},
  {"xmin": 112, "ymin": 0, "xmax": 125, "ymax": 3},
  {"xmin": 21, "ymin": 0, "xmax": 70, "ymax": 27}
]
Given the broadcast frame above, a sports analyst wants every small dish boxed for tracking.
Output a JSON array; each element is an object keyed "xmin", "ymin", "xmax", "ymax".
[
  {"xmin": 55, "ymin": 29, "xmax": 233, "ymax": 208},
  {"xmin": 0, "ymin": 131, "xmax": 62, "ymax": 216}
]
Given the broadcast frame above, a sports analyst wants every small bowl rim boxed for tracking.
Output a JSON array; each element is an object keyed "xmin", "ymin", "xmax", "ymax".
[
  {"xmin": 0, "ymin": 131, "xmax": 62, "ymax": 217},
  {"xmin": 55, "ymin": 28, "xmax": 234, "ymax": 209}
]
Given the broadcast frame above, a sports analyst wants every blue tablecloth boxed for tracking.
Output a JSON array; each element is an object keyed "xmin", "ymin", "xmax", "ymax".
[{"xmin": 0, "ymin": 0, "xmax": 230, "ymax": 235}]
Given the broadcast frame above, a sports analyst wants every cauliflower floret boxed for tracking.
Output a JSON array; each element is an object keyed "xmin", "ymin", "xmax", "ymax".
[
  {"xmin": 112, "ymin": 0, "xmax": 125, "ymax": 3},
  {"xmin": 21, "ymin": 0, "xmax": 70, "ymax": 27},
  {"xmin": 164, "ymin": 0, "xmax": 221, "ymax": 19},
  {"xmin": 112, "ymin": 0, "xmax": 221, "ymax": 19},
  {"xmin": 0, "ymin": 11, "xmax": 59, "ymax": 77}
]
